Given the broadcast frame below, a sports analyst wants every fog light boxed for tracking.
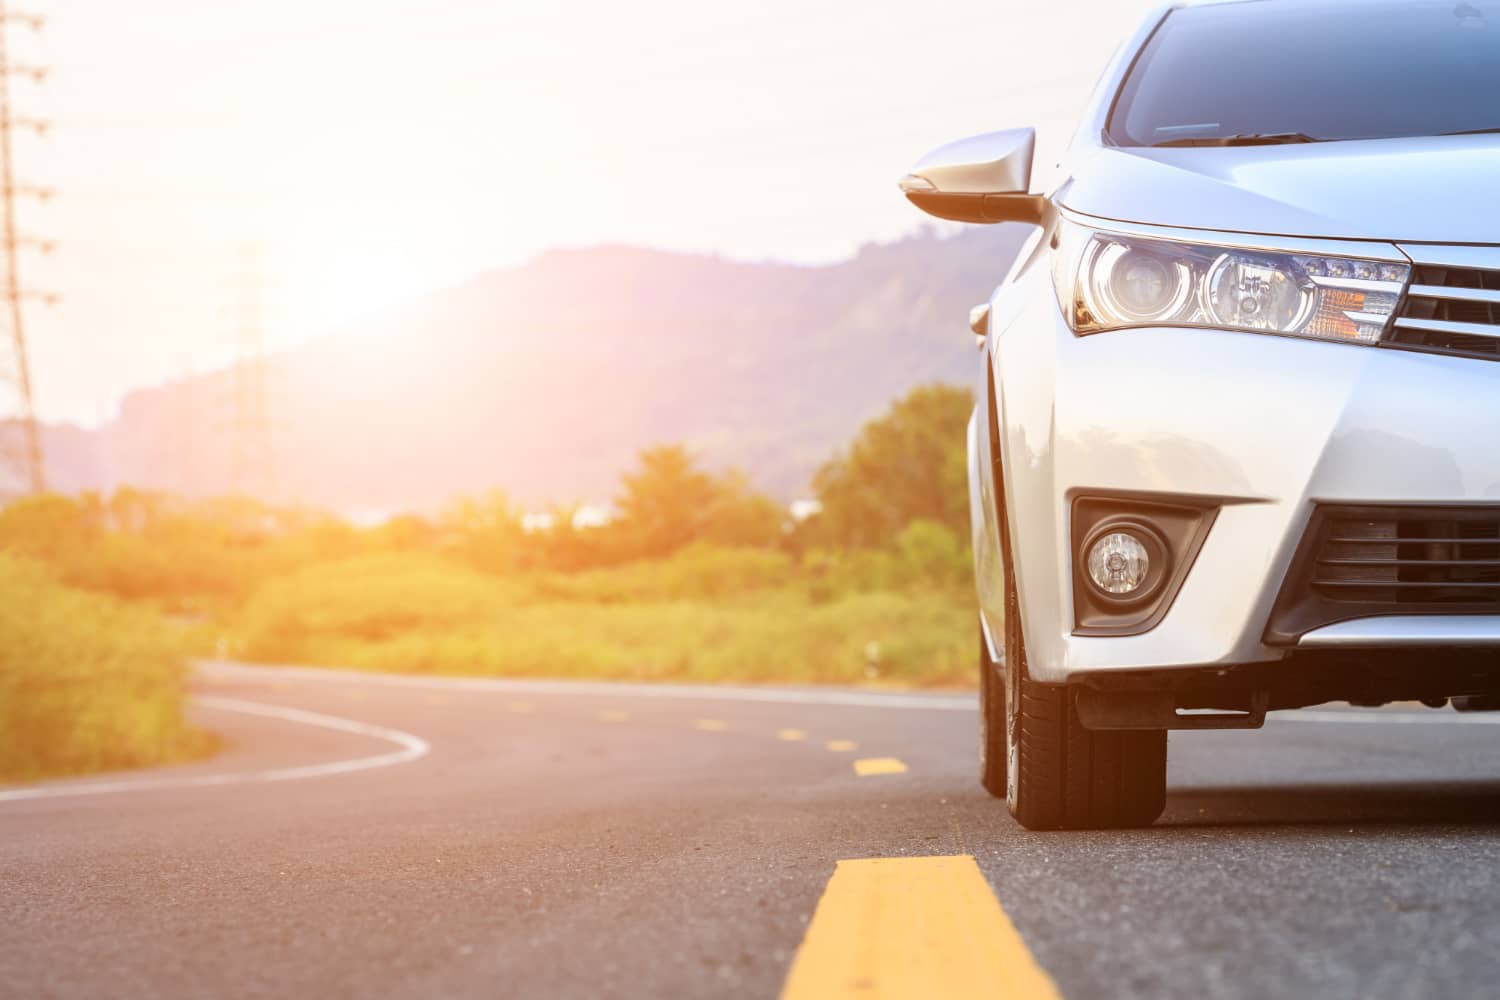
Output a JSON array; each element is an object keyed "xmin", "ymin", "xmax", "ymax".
[{"xmin": 1086, "ymin": 531, "xmax": 1150, "ymax": 596}]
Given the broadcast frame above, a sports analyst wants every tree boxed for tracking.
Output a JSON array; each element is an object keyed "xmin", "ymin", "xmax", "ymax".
[
  {"xmin": 614, "ymin": 445, "xmax": 785, "ymax": 558},
  {"xmin": 615, "ymin": 445, "xmax": 722, "ymax": 558},
  {"xmin": 812, "ymin": 383, "xmax": 972, "ymax": 547},
  {"xmin": 699, "ymin": 470, "xmax": 785, "ymax": 549},
  {"xmin": 441, "ymin": 491, "xmax": 525, "ymax": 573}
]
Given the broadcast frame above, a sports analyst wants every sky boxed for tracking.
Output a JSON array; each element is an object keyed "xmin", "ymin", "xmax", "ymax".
[{"xmin": 12, "ymin": 0, "xmax": 1157, "ymax": 424}]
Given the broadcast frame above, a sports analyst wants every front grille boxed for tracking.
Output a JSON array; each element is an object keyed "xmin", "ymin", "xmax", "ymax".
[
  {"xmin": 1314, "ymin": 511, "xmax": 1500, "ymax": 605},
  {"xmin": 1266, "ymin": 505, "xmax": 1500, "ymax": 644},
  {"xmin": 1385, "ymin": 246, "xmax": 1500, "ymax": 362}
]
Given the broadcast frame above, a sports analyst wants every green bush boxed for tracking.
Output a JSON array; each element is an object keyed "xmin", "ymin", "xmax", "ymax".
[
  {"xmin": 230, "ymin": 542, "xmax": 975, "ymax": 687},
  {"xmin": 235, "ymin": 553, "xmax": 525, "ymax": 659},
  {"xmin": 531, "ymin": 544, "xmax": 796, "ymax": 604},
  {"xmin": 0, "ymin": 555, "xmax": 212, "ymax": 782},
  {"xmin": 241, "ymin": 589, "xmax": 972, "ymax": 687}
]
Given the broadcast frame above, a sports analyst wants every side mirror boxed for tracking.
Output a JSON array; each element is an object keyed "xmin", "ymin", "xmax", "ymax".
[{"xmin": 898, "ymin": 128, "xmax": 1047, "ymax": 225}]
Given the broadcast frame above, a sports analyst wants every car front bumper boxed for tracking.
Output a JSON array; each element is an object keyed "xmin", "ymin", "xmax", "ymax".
[{"xmin": 993, "ymin": 290, "xmax": 1500, "ymax": 685}]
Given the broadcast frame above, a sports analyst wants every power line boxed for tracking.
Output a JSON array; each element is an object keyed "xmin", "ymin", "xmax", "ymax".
[{"xmin": 0, "ymin": 2, "xmax": 51, "ymax": 495}]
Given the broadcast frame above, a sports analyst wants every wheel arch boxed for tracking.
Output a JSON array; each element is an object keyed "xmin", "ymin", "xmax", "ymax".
[{"xmin": 970, "ymin": 344, "xmax": 1012, "ymax": 660}]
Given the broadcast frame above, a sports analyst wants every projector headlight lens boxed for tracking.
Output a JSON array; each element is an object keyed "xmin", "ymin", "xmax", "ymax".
[
  {"xmin": 1059, "ymin": 224, "xmax": 1409, "ymax": 343},
  {"xmin": 1092, "ymin": 244, "xmax": 1193, "ymax": 322},
  {"xmin": 1085, "ymin": 531, "xmax": 1152, "ymax": 597}
]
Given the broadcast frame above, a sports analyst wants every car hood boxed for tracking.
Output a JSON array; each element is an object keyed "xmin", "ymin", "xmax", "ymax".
[{"xmin": 1058, "ymin": 134, "xmax": 1500, "ymax": 245}]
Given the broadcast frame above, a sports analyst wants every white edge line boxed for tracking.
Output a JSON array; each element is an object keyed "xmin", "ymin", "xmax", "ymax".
[
  {"xmin": 0, "ymin": 695, "xmax": 430, "ymax": 804},
  {"xmin": 194, "ymin": 659, "xmax": 978, "ymax": 711}
]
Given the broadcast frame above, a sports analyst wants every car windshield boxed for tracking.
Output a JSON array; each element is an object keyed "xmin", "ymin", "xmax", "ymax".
[{"xmin": 1108, "ymin": 0, "xmax": 1500, "ymax": 147}]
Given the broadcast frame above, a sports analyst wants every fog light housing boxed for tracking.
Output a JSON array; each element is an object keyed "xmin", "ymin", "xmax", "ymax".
[
  {"xmin": 1086, "ymin": 531, "xmax": 1151, "ymax": 596},
  {"xmin": 1077, "ymin": 519, "xmax": 1170, "ymax": 607},
  {"xmin": 1071, "ymin": 497, "xmax": 1216, "ymax": 636}
]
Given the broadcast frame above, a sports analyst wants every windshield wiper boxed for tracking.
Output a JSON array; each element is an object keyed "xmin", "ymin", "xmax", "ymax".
[
  {"xmin": 1149, "ymin": 132, "xmax": 1325, "ymax": 148},
  {"xmin": 1437, "ymin": 127, "xmax": 1500, "ymax": 137}
]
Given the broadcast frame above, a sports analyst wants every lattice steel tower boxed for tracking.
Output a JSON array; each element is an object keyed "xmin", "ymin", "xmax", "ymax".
[
  {"xmin": 229, "ymin": 242, "xmax": 274, "ymax": 497},
  {"xmin": 0, "ymin": 2, "xmax": 51, "ymax": 495}
]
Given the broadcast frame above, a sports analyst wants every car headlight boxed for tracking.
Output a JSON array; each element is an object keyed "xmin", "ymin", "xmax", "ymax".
[{"xmin": 1053, "ymin": 223, "xmax": 1410, "ymax": 343}]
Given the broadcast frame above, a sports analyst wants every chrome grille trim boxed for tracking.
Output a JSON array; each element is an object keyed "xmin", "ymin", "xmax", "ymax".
[
  {"xmin": 1399, "ymin": 244, "xmax": 1500, "ymax": 270},
  {"xmin": 1408, "ymin": 284, "xmax": 1500, "ymax": 306},
  {"xmin": 1392, "ymin": 316, "xmax": 1500, "ymax": 339},
  {"xmin": 1385, "ymin": 244, "xmax": 1500, "ymax": 361}
]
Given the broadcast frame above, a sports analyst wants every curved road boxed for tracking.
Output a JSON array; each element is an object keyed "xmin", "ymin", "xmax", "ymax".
[{"xmin": 5, "ymin": 661, "xmax": 1500, "ymax": 998}]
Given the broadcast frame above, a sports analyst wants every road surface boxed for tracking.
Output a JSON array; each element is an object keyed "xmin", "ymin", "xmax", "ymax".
[{"xmin": 5, "ymin": 660, "xmax": 1500, "ymax": 998}]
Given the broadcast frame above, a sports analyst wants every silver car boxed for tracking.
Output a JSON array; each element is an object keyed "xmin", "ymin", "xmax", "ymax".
[{"xmin": 902, "ymin": 0, "xmax": 1500, "ymax": 829}]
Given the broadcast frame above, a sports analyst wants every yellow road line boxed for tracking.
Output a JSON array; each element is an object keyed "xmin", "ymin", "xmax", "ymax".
[
  {"xmin": 825, "ymin": 740, "xmax": 858, "ymax": 753},
  {"xmin": 780, "ymin": 855, "xmax": 1061, "ymax": 1000},
  {"xmin": 598, "ymin": 709, "xmax": 630, "ymax": 722},
  {"xmin": 853, "ymin": 757, "xmax": 908, "ymax": 777},
  {"xmin": 693, "ymin": 719, "xmax": 728, "ymax": 732},
  {"xmin": 507, "ymin": 701, "xmax": 536, "ymax": 714},
  {"xmin": 777, "ymin": 728, "xmax": 807, "ymax": 741}
]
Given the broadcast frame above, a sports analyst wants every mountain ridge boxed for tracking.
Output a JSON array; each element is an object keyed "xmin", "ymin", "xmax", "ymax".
[{"xmin": 16, "ymin": 224, "xmax": 1029, "ymax": 511}]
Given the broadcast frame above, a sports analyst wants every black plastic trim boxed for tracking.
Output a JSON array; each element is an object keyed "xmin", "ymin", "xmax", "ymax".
[
  {"xmin": 903, "ymin": 191, "xmax": 1047, "ymax": 226},
  {"xmin": 1265, "ymin": 503, "xmax": 1500, "ymax": 645},
  {"xmin": 1070, "ymin": 492, "xmax": 1219, "ymax": 637}
]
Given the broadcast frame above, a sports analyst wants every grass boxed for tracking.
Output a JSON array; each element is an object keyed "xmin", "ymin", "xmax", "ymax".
[
  {"xmin": 0, "ymin": 555, "xmax": 215, "ymax": 783},
  {"xmin": 231, "ymin": 546, "xmax": 976, "ymax": 688}
]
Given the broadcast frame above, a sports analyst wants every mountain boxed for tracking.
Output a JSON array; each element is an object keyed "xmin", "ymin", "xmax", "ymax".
[{"xmin": 27, "ymin": 225, "xmax": 1029, "ymax": 512}]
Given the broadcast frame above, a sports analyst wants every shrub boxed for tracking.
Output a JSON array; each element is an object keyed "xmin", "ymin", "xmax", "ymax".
[
  {"xmin": 531, "ymin": 544, "xmax": 796, "ymax": 604},
  {"xmin": 235, "ymin": 553, "xmax": 524, "ymax": 659},
  {"xmin": 0, "ymin": 555, "xmax": 211, "ymax": 781}
]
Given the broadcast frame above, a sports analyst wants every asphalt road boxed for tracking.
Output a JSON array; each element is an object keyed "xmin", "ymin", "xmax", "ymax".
[{"xmin": 6, "ymin": 661, "xmax": 1500, "ymax": 999}]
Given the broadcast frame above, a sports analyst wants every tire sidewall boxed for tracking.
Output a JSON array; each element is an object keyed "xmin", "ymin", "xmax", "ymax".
[
  {"xmin": 978, "ymin": 624, "xmax": 1008, "ymax": 796},
  {"xmin": 979, "ymin": 629, "xmax": 995, "ymax": 777},
  {"xmin": 1002, "ymin": 521, "xmax": 1023, "ymax": 813},
  {"xmin": 1004, "ymin": 604, "xmax": 1020, "ymax": 811}
]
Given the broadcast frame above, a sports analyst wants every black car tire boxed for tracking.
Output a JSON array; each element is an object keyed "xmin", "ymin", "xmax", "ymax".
[
  {"xmin": 998, "ymin": 482, "xmax": 1168, "ymax": 831},
  {"xmin": 978, "ymin": 622, "xmax": 1007, "ymax": 798}
]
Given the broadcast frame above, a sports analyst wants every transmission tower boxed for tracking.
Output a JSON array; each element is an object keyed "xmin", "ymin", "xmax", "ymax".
[
  {"xmin": 0, "ymin": 1, "xmax": 52, "ymax": 496},
  {"xmin": 229, "ymin": 242, "xmax": 274, "ymax": 498}
]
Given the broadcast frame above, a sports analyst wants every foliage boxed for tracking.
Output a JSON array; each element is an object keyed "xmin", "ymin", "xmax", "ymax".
[
  {"xmin": 811, "ymin": 384, "xmax": 973, "ymax": 548},
  {"xmin": 0, "ymin": 555, "xmax": 213, "ymax": 782},
  {"xmin": 229, "ymin": 532, "xmax": 973, "ymax": 686},
  {"xmin": 531, "ymin": 544, "xmax": 797, "ymax": 604},
  {"xmin": 0, "ymin": 381, "xmax": 985, "ymax": 785},
  {"xmin": 235, "ymin": 553, "xmax": 525, "ymax": 656},
  {"xmin": 234, "ymin": 560, "xmax": 970, "ymax": 687},
  {"xmin": 612, "ymin": 445, "xmax": 786, "ymax": 559}
]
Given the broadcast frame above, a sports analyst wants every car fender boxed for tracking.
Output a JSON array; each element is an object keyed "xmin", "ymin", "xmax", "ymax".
[{"xmin": 972, "ymin": 227, "xmax": 1050, "ymax": 664}]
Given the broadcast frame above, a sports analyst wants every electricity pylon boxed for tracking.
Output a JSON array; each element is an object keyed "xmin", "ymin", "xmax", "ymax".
[
  {"xmin": 0, "ymin": 1, "xmax": 51, "ymax": 495},
  {"xmin": 229, "ymin": 243, "xmax": 275, "ymax": 498}
]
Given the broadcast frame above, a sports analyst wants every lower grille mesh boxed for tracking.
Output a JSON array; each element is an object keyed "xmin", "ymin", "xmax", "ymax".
[
  {"xmin": 1315, "ymin": 513, "xmax": 1500, "ymax": 606},
  {"xmin": 1266, "ymin": 505, "xmax": 1500, "ymax": 644}
]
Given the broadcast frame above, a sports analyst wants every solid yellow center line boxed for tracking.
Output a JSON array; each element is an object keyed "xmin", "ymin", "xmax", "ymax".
[
  {"xmin": 693, "ymin": 719, "xmax": 728, "ymax": 732},
  {"xmin": 853, "ymin": 757, "xmax": 908, "ymax": 776},
  {"xmin": 825, "ymin": 740, "xmax": 858, "ymax": 753},
  {"xmin": 780, "ymin": 855, "xmax": 1061, "ymax": 1000},
  {"xmin": 598, "ymin": 709, "xmax": 630, "ymax": 722},
  {"xmin": 777, "ymin": 729, "xmax": 807, "ymax": 741}
]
